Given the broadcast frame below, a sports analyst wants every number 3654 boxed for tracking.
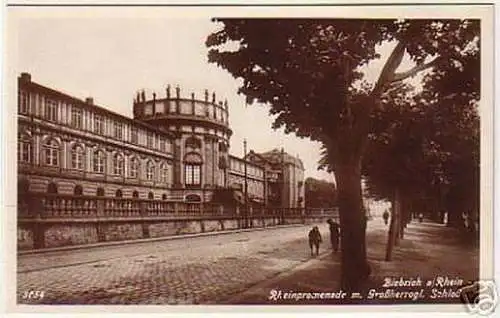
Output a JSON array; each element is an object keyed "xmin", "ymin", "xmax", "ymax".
[{"xmin": 21, "ymin": 290, "xmax": 45, "ymax": 300}]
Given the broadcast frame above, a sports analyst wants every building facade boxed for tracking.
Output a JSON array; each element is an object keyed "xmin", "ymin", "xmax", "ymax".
[
  {"xmin": 246, "ymin": 149, "xmax": 305, "ymax": 209},
  {"xmin": 17, "ymin": 73, "xmax": 304, "ymax": 210}
]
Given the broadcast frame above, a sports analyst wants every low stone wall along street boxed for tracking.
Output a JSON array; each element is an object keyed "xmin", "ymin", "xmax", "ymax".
[{"xmin": 17, "ymin": 193, "xmax": 338, "ymax": 250}]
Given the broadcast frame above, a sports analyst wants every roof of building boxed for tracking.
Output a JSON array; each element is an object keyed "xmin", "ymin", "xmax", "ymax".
[
  {"xmin": 257, "ymin": 148, "xmax": 305, "ymax": 170},
  {"xmin": 228, "ymin": 154, "xmax": 265, "ymax": 170},
  {"xmin": 18, "ymin": 73, "xmax": 177, "ymax": 139}
]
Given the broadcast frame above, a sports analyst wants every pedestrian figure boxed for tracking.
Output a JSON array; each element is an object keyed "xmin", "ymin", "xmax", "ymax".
[
  {"xmin": 327, "ymin": 219, "xmax": 340, "ymax": 252},
  {"xmin": 308, "ymin": 226, "xmax": 322, "ymax": 256},
  {"xmin": 382, "ymin": 209, "xmax": 390, "ymax": 225},
  {"xmin": 418, "ymin": 212, "xmax": 424, "ymax": 223}
]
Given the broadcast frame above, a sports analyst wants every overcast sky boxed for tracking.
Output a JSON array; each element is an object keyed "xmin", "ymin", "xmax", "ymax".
[{"xmin": 10, "ymin": 8, "xmax": 427, "ymax": 183}]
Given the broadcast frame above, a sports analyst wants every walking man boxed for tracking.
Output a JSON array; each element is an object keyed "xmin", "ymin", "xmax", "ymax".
[
  {"xmin": 327, "ymin": 219, "xmax": 340, "ymax": 252},
  {"xmin": 383, "ymin": 209, "xmax": 390, "ymax": 225},
  {"xmin": 308, "ymin": 226, "xmax": 322, "ymax": 256}
]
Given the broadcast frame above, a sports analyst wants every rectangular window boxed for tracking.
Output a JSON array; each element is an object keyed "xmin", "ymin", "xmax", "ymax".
[
  {"xmin": 146, "ymin": 164, "xmax": 155, "ymax": 181},
  {"xmin": 185, "ymin": 164, "xmax": 201, "ymax": 185},
  {"xmin": 45, "ymin": 99, "xmax": 58, "ymax": 122},
  {"xmin": 160, "ymin": 165, "xmax": 168, "ymax": 183},
  {"xmin": 37, "ymin": 95, "xmax": 44, "ymax": 117},
  {"xmin": 94, "ymin": 114, "xmax": 104, "ymax": 135},
  {"xmin": 113, "ymin": 156, "xmax": 124, "ymax": 175},
  {"xmin": 159, "ymin": 137, "xmax": 166, "ymax": 152},
  {"xmin": 93, "ymin": 152, "xmax": 105, "ymax": 173},
  {"xmin": 71, "ymin": 149, "xmax": 84, "ymax": 170},
  {"xmin": 129, "ymin": 159, "xmax": 139, "ymax": 178},
  {"xmin": 45, "ymin": 148, "xmax": 59, "ymax": 166},
  {"xmin": 71, "ymin": 107, "xmax": 83, "ymax": 129},
  {"xmin": 131, "ymin": 127, "xmax": 138, "ymax": 144},
  {"xmin": 18, "ymin": 141, "xmax": 31, "ymax": 163},
  {"xmin": 114, "ymin": 122, "xmax": 123, "ymax": 140},
  {"xmin": 147, "ymin": 132, "xmax": 153, "ymax": 149},
  {"xmin": 19, "ymin": 91, "xmax": 30, "ymax": 114}
]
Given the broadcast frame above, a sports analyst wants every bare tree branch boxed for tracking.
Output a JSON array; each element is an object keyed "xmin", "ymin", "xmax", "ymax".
[
  {"xmin": 348, "ymin": 41, "xmax": 407, "ymax": 159},
  {"xmin": 391, "ymin": 57, "xmax": 440, "ymax": 82},
  {"xmin": 371, "ymin": 40, "xmax": 406, "ymax": 98}
]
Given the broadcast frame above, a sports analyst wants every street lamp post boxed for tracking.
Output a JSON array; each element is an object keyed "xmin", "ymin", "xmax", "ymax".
[{"xmin": 244, "ymin": 139, "xmax": 248, "ymax": 229}]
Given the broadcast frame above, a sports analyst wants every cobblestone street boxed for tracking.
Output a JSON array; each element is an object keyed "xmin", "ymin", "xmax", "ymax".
[{"xmin": 17, "ymin": 224, "xmax": 334, "ymax": 304}]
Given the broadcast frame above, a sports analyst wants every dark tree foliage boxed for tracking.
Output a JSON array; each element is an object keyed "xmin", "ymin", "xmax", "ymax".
[
  {"xmin": 207, "ymin": 18, "xmax": 480, "ymax": 292},
  {"xmin": 304, "ymin": 177, "xmax": 337, "ymax": 208}
]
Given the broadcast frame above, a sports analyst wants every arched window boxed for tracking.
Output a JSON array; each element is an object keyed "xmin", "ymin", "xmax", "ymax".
[
  {"xmin": 74, "ymin": 185, "xmax": 83, "ymax": 195},
  {"xmin": 159, "ymin": 162, "xmax": 169, "ymax": 184},
  {"xmin": 96, "ymin": 187, "xmax": 105, "ymax": 196},
  {"xmin": 146, "ymin": 160, "xmax": 155, "ymax": 181},
  {"xmin": 18, "ymin": 132, "xmax": 32, "ymax": 163},
  {"xmin": 113, "ymin": 153, "xmax": 124, "ymax": 176},
  {"xmin": 93, "ymin": 149, "xmax": 106, "ymax": 173},
  {"xmin": 115, "ymin": 189, "xmax": 123, "ymax": 198},
  {"xmin": 148, "ymin": 192, "xmax": 154, "ymax": 200},
  {"xmin": 132, "ymin": 190, "xmax": 139, "ymax": 198},
  {"xmin": 184, "ymin": 153, "xmax": 202, "ymax": 186},
  {"xmin": 129, "ymin": 157, "xmax": 139, "ymax": 178},
  {"xmin": 47, "ymin": 182, "xmax": 58, "ymax": 194},
  {"xmin": 71, "ymin": 144, "xmax": 85, "ymax": 170},
  {"xmin": 43, "ymin": 138, "xmax": 60, "ymax": 166}
]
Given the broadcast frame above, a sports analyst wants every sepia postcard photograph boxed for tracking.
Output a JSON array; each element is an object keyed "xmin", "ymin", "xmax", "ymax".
[{"xmin": 2, "ymin": 1, "xmax": 496, "ymax": 316}]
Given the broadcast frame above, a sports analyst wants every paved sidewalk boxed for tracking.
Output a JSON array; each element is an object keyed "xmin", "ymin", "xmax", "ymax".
[{"xmin": 225, "ymin": 219, "xmax": 479, "ymax": 305}]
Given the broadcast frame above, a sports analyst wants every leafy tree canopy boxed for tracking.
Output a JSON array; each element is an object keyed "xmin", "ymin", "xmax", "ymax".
[
  {"xmin": 207, "ymin": 19, "xmax": 479, "ymax": 156},
  {"xmin": 305, "ymin": 177, "xmax": 337, "ymax": 208}
]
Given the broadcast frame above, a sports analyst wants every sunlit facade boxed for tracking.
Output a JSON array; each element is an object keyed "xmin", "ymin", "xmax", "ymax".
[{"xmin": 17, "ymin": 73, "xmax": 304, "ymax": 208}]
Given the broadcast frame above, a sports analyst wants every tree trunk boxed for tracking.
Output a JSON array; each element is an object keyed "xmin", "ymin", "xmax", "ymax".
[
  {"xmin": 447, "ymin": 208, "xmax": 463, "ymax": 228},
  {"xmin": 399, "ymin": 196, "xmax": 407, "ymax": 240},
  {"xmin": 386, "ymin": 189, "xmax": 400, "ymax": 259},
  {"xmin": 394, "ymin": 190, "xmax": 401, "ymax": 246},
  {"xmin": 385, "ymin": 194, "xmax": 396, "ymax": 261},
  {"xmin": 335, "ymin": 161, "xmax": 370, "ymax": 293}
]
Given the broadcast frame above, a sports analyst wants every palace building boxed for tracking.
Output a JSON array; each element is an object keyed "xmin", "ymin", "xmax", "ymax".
[{"xmin": 17, "ymin": 73, "xmax": 305, "ymax": 211}]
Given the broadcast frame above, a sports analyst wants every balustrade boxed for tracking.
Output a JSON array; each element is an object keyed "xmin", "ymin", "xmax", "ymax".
[{"xmin": 17, "ymin": 192, "xmax": 338, "ymax": 221}]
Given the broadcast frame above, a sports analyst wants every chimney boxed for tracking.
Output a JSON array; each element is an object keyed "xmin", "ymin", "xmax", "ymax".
[
  {"xmin": 85, "ymin": 97, "xmax": 94, "ymax": 105},
  {"xmin": 20, "ymin": 72, "xmax": 31, "ymax": 82}
]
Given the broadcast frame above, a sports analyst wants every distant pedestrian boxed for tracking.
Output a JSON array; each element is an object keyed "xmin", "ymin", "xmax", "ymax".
[
  {"xmin": 382, "ymin": 209, "xmax": 390, "ymax": 225},
  {"xmin": 327, "ymin": 219, "xmax": 340, "ymax": 252},
  {"xmin": 418, "ymin": 212, "xmax": 424, "ymax": 223},
  {"xmin": 308, "ymin": 226, "xmax": 322, "ymax": 256}
]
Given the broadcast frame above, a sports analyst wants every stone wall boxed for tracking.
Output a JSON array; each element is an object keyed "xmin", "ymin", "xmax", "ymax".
[{"xmin": 18, "ymin": 215, "xmax": 331, "ymax": 251}]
